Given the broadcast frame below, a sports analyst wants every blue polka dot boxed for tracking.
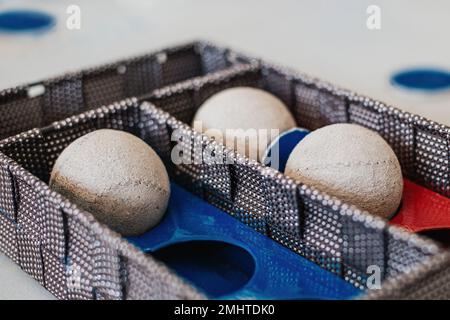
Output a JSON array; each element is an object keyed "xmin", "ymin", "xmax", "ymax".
[
  {"xmin": 0, "ymin": 9, "xmax": 55, "ymax": 33},
  {"xmin": 391, "ymin": 68, "xmax": 450, "ymax": 92}
]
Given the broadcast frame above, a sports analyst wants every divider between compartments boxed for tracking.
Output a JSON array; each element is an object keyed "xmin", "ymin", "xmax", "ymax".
[
  {"xmin": 227, "ymin": 156, "xmax": 268, "ymax": 235},
  {"xmin": 43, "ymin": 75, "xmax": 84, "ymax": 124},
  {"xmin": 0, "ymin": 87, "xmax": 44, "ymax": 140},
  {"xmin": 290, "ymin": 81, "xmax": 350, "ymax": 130},
  {"xmin": 196, "ymin": 42, "xmax": 231, "ymax": 74},
  {"xmin": 141, "ymin": 63, "xmax": 262, "ymax": 123},
  {"xmin": 414, "ymin": 125, "xmax": 450, "ymax": 197},
  {"xmin": 262, "ymin": 168, "xmax": 303, "ymax": 246},
  {"xmin": 139, "ymin": 101, "xmax": 175, "ymax": 161}
]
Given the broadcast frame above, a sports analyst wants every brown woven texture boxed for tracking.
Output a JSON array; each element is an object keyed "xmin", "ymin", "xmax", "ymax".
[{"xmin": 0, "ymin": 41, "xmax": 448, "ymax": 299}]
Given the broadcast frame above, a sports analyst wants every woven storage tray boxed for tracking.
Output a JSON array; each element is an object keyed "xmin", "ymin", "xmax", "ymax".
[
  {"xmin": 0, "ymin": 41, "xmax": 449, "ymax": 299},
  {"xmin": 0, "ymin": 99, "xmax": 445, "ymax": 299}
]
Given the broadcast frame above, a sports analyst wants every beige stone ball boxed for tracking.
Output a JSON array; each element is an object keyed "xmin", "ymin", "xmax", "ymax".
[
  {"xmin": 192, "ymin": 87, "xmax": 296, "ymax": 161},
  {"xmin": 285, "ymin": 123, "xmax": 403, "ymax": 219},
  {"xmin": 49, "ymin": 129, "xmax": 170, "ymax": 236}
]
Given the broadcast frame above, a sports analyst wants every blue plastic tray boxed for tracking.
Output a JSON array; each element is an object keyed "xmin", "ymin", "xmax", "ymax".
[{"xmin": 128, "ymin": 182, "xmax": 359, "ymax": 300}]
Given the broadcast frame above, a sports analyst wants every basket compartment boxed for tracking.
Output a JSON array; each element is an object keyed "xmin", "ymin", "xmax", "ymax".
[{"xmin": 143, "ymin": 62, "xmax": 450, "ymax": 199}]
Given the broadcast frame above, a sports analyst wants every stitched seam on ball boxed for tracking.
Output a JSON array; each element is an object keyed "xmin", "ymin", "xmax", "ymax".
[
  {"xmin": 52, "ymin": 173, "xmax": 169, "ymax": 201},
  {"xmin": 114, "ymin": 179, "xmax": 169, "ymax": 195},
  {"xmin": 295, "ymin": 159, "xmax": 399, "ymax": 171}
]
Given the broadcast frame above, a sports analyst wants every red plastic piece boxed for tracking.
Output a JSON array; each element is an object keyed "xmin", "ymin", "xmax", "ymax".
[{"xmin": 390, "ymin": 179, "xmax": 450, "ymax": 233}]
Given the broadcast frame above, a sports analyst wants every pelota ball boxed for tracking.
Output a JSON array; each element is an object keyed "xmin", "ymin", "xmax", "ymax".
[
  {"xmin": 192, "ymin": 87, "xmax": 296, "ymax": 161},
  {"xmin": 49, "ymin": 129, "xmax": 170, "ymax": 236},
  {"xmin": 284, "ymin": 123, "xmax": 403, "ymax": 219}
]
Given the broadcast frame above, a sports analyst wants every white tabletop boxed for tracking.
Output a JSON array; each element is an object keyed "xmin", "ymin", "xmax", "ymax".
[{"xmin": 0, "ymin": 0, "xmax": 449, "ymax": 299}]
